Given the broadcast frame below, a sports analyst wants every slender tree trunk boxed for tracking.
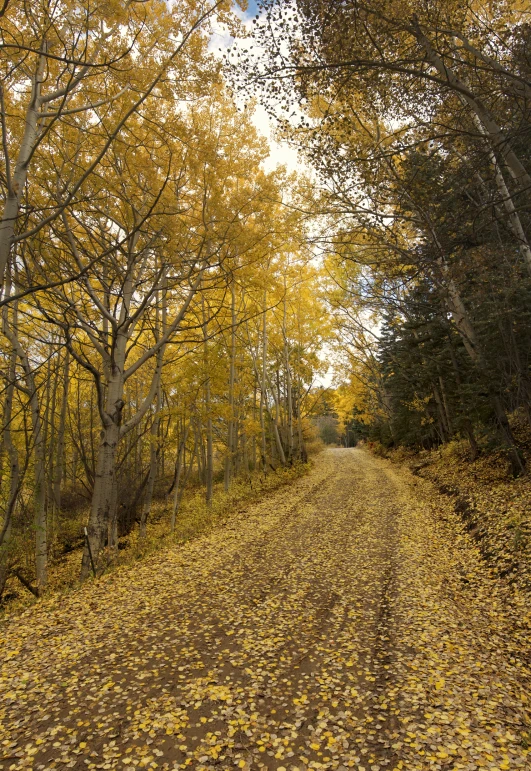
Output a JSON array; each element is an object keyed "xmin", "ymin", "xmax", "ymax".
[
  {"xmin": 139, "ymin": 355, "xmax": 163, "ymax": 539},
  {"xmin": 462, "ymin": 108, "xmax": 531, "ymax": 275},
  {"xmin": 283, "ymin": 307, "xmax": 294, "ymax": 462},
  {"xmin": 224, "ymin": 282, "xmax": 237, "ymax": 492},
  {"xmin": 266, "ymin": 370, "xmax": 287, "ymax": 466},
  {"xmin": 491, "ymin": 394, "xmax": 526, "ymax": 475},
  {"xmin": 442, "ymin": 270, "xmax": 479, "ymax": 359},
  {"xmin": 260, "ymin": 292, "xmax": 268, "ymax": 471},
  {"xmin": 490, "ymin": 152, "xmax": 531, "ymax": 275},
  {"xmin": 412, "ymin": 22, "xmax": 531, "ymax": 193},
  {"xmin": 296, "ymin": 384, "xmax": 307, "ymax": 463},
  {"xmin": 42, "ymin": 350, "xmax": 53, "ymax": 502},
  {"xmin": 252, "ymin": 384, "xmax": 258, "ymax": 471},
  {"xmin": 195, "ymin": 421, "xmax": 205, "ymax": 482},
  {"xmin": 139, "ymin": 286, "xmax": 166, "ymax": 538},
  {"xmin": 465, "ymin": 422, "xmax": 479, "ymax": 461},
  {"xmin": 432, "ymin": 383, "xmax": 450, "ymax": 441},
  {"xmin": 171, "ymin": 428, "xmax": 196, "ymax": 532},
  {"xmin": 443, "ymin": 275, "xmax": 524, "ymax": 474},
  {"xmin": 202, "ymin": 297, "xmax": 214, "ymax": 506},
  {"xmin": 272, "ymin": 417, "xmax": 286, "ymax": 466},
  {"xmin": 0, "ymin": 309, "xmax": 19, "ymax": 598},
  {"xmin": 170, "ymin": 424, "xmax": 189, "ymax": 531},
  {"xmin": 241, "ymin": 428, "xmax": 249, "ymax": 476},
  {"xmin": 45, "ymin": 344, "xmax": 59, "ymax": 551},
  {"xmin": 53, "ymin": 351, "xmax": 69, "ymax": 510},
  {"xmin": 0, "ymin": 53, "xmax": 46, "ymax": 290},
  {"xmin": 3, "ymin": 301, "xmax": 47, "ymax": 592},
  {"xmin": 438, "ymin": 375, "xmax": 453, "ymax": 437},
  {"xmin": 25, "ymin": 375, "xmax": 46, "ymax": 590}
]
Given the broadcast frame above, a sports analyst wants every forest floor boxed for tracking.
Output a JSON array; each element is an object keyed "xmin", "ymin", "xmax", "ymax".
[
  {"xmin": 1, "ymin": 464, "xmax": 309, "ymax": 617},
  {"xmin": 1, "ymin": 448, "xmax": 531, "ymax": 771},
  {"xmin": 396, "ymin": 438, "xmax": 531, "ymax": 594}
]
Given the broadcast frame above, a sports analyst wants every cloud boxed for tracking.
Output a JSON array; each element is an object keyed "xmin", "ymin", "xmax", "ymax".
[
  {"xmin": 242, "ymin": 0, "xmax": 260, "ymax": 17},
  {"xmin": 249, "ymin": 104, "xmax": 301, "ymax": 173},
  {"xmin": 208, "ymin": 2, "xmax": 304, "ymax": 175}
]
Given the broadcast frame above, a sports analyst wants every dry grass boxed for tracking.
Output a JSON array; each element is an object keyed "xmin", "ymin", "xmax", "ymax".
[
  {"xmin": 1, "ymin": 461, "xmax": 311, "ymax": 619},
  {"xmin": 382, "ymin": 424, "xmax": 531, "ymax": 594}
]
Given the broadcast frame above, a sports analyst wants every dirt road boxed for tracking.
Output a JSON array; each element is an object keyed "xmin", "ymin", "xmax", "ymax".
[{"xmin": 1, "ymin": 449, "xmax": 530, "ymax": 770}]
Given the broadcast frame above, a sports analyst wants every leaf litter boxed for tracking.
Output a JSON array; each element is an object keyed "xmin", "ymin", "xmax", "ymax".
[{"xmin": 1, "ymin": 448, "xmax": 530, "ymax": 771}]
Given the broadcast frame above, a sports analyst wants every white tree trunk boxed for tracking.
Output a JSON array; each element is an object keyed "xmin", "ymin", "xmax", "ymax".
[
  {"xmin": 80, "ymin": 363, "xmax": 125, "ymax": 579},
  {"xmin": 53, "ymin": 351, "xmax": 70, "ymax": 510},
  {"xmin": 202, "ymin": 299, "xmax": 214, "ymax": 507},
  {"xmin": 413, "ymin": 23, "xmax": 531, "ymax": 192},
  {"xmin": 139, "ymin": 358, "xmax": 162, "ymax": 539},
  {"xmin": 0, "ymin": 54, "xmax": 46, "ymax": 289},
  {"xmin": 224, "ymin": 282, "xmax": 237, "ymax": 491},
  {"xmin": 0, "ymin": 327, "xmax": 19, "ymax": 597},
  {"xmin": 3, "ymin": 321, "xmax": 47, "ymax": 591}
]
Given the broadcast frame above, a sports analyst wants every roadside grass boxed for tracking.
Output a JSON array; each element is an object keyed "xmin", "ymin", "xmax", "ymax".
[
  {"xmin": 374, "ymin": 420, "xmax": 531, "ymax": 594},
  {"xmin": 1, "ymin": 461, "xmax": 311, "ymax": 619}
]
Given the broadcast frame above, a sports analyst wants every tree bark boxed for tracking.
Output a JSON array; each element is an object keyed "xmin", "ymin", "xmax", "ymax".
[
  {"xmin": 53, "ymin": 351, "xmax": 69, "ymax": 510},
  {"xmin": 412, "ymin": 20, "xmax": 531, "ymax": 193},
  {"xmin": 3, "ymin": 318, "xmax": 47, "ymax": 592},
  {"xmin": 283, "ymin": 291, "xmax": 294, "ymax": 461},
  {"xmin": 0, "ymin": 53, "xmax": 46, "ymax": 289},
  {"xmin": 0, "ymin": 308, "xmax": 19, "ymax": 598},
  {"xmin": 139, "ymin": 354, "xmax": 163, "ymax": 539},
  {"xmin": 224, "ymin": 282, "xmax": 237, "ymax": 492},
  {"xmin": 260, "ymin": 292, "xmax": 268, "ymax": 471},
  {"xmin": 202, "ymin": 296, "xmax": 214, "ymax": 507},
  {"xmin": 171, "ymin": 427, "xmax": 196, "ymax": 532}
]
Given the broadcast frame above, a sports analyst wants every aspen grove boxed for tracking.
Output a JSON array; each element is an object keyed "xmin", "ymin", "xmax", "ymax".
[
  {"xmin": 2, "ymin": 3, "xmax": 531, "ymax": 771},
  {"xmin": 0, "ymin": 0, "xmax": 326, "ymax": 598}
]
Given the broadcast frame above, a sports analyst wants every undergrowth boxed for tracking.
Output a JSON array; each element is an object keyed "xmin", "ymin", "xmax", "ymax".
[
  {"xmin": 1, "ymin": 461, "xmax": 311, "ymax": 619},
  {"xmin": 376, "ymin": 419, "xmax": 531, "ymax": 594}
]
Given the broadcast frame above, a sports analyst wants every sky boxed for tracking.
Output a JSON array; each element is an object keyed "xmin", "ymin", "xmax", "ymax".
[
  {"xmin": 211, "ymin": 1, "xmax": 336, "ymax": 388},
  {"xmin": 209, "ymin": 1, "xmax": 302, "ymax": 174}
]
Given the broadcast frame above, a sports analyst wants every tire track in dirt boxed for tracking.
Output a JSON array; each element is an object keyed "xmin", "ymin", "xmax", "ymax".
[{"xmin": 1, "ymin": 448, "xmax": 530, "ymax": 771}]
